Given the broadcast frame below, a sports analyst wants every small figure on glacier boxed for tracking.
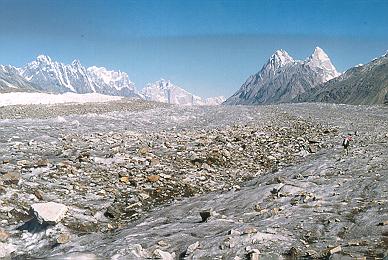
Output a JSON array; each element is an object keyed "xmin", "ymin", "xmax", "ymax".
[{"xmin": 342, "ymin": 133, "xmax": 353, "ymax": 155}]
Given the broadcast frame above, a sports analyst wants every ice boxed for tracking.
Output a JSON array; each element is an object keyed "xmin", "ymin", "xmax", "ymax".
[{"xmin": 0, "ymin": 92, "xmax": 122, "ymax": 106}]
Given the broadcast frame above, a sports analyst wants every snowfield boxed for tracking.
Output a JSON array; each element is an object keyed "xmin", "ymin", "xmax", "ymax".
[{"xmin": 0, "ymin": 92, "xmax": 122, "ymax": 106}]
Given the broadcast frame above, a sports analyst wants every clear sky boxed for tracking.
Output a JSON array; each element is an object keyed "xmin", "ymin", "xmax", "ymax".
[{"xmin": 1, "ymin": 0, "xmax": 388, "ymax": 97}]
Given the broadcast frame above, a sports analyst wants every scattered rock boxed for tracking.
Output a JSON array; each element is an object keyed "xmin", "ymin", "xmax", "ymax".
[
  {"xmin": 328, "ymin": 245, "xmax": 342, "ymax": 255},
  {"xmin": 0, "ymin": 229, "xmax": 9, "ymax": 242},
  {"xmin": 56, "ymin": 233, "xmax": 71, "ymax": 244},
  {"xmin": 229, "ymin": 229, "xmax": 242, "ymax": 236},
  {"xmin": 0, "ymin": 242, "xmax": 16, "ymax": 258},
  {"xmin": 1, "ymin": 172, "xmax": 20, "ymax": 185},
  {"xmin": 308, "ymin": 144, "xmax": 317, "ymax": 153},
  {"xmin": 147, "ymin": 175, "xmax": 160, "ymax": 182},
  {"xmin": 157, "ymin": 240, "xmax": 169, "ymax": 247},
  {"xmin": 119, "ymin": 176, "xmax": 129, "ymax": 184},
  {"xmin": 247, "ymin": 249, "xmax": 260, "ymax": 260},
  {"xmin": 30, "ymin": 202, "xmax": 68, "ymax": 225},
  {"xmin": 199, "ymin": 210, "xmax": 213, "ymax": 222},
  {"xmin": 153, "ymin": 249, "xmax": 175, "ymax": 260},
  {"xmin": 33, "ymin": 190, "xmax": 44, "ymax": 200},
  {"xmin": 36, "ymin": 159, "xmax": 49, "ymax": 167},
  {"xmin": 139, "ymin": 147, "xmax": 149, "ymax": 155},
  {"xmin": 185, "ymin": 241, "xmax": 200, "ymax": 255},
  {"xmin": 243, "ymin": 226, "xmax": 257, "ymax": 235}
]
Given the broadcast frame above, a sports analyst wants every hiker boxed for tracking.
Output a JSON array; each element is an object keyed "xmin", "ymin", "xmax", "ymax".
[{"xmin": 342, "ymin": 134, "xmax": 353, "ymax": 155}]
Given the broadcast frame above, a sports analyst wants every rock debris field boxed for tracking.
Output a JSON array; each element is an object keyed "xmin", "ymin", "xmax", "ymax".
[{"xmin": 0, "ymin": 100, "xmax": 387, "ymax": 259}]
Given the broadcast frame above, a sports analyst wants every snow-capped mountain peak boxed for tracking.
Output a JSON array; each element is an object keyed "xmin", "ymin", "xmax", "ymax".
[
  {"xmin": 36, "ymin": 54, "xmax": 52, "ymax": 64},
  {"xmin": 15, "ymin": 55, "xmax": 137, "ymax": 97},
  {"xmin": 140, "ymin": 79, "xmax": 225, "ymax": 106},
  {"xmin": 87, "ymin": 66, "xmax": 134, "ymax": 92},
  {"xmin": 306, "ymin": 46, "xmax": 340, "ymax": 81},
  {"xmin": 149, "ymin": 78, "xmax": 172, "ymax": 89},
  {"xmin": 265, "ymin": 49, "xmax": 294, "ymax": 70},
  {"xmin": 224, "ymin": 47, "xmax": 341, "ymax": 105},
  {"xmin": 309, "ymin": 47, "xmax": 328, "ymax": 61},
  {"xmin": 71, "ymin": 59, "xmax": 82, "ymax": 68}
]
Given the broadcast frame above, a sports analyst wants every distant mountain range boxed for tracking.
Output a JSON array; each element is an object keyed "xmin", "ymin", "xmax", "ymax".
[
  {"xmin": 2, "ymin": 50, "xmax": 387, "ymax": 106},
  {"xmin": 0, "ymin": 55, "xmax": 224, "ymax": 106},
  {"xmin": 139, "ymin": 79, "xmax": 225, "ymax": 106},
  {"xmin": 224, "ymin": 47, "xmax": 340, "ymax": 105},
  {"xmin": 225, "ymin": 47, "xmax": 388, "ymax": 106}
]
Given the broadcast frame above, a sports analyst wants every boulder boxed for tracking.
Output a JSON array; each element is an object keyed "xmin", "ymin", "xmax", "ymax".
[
  {"xmin": 0, "ymin": 229, "xmax": 9, "ymax": 242},
  {"xmin": 1, "ymin": 172, "xmax": 20, "ymax": 185},
  {"xmin": 153, "ymin": 249, "xmax": 175, "ymax": 260},
  {"xmin": 0, "ymin": 242, "xmax": 16, "ymax": 258},
  {"xmin": 30, "ymin": 202, "xmax": 68, "ymax": 225}
]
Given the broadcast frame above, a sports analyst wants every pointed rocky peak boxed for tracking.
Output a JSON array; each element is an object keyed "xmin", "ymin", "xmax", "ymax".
[
  {"xmin": 36, "ymin": 54, "xmax": 52, "ymax": 64},
  {"xmin": 265, "ymin": 49, "xmax": 294, "ymax": 71},
  {"xmin": 155, "ymin": 78, "xmax": 172, "ymax": 88},
  {"xmin": 306, "ymin": 47, "xmax": 340, "ymax": 80},
  {"xmin": 71, "ymin": 59, "xmax": 82, "ymax": 68},
  {"xmin": 308, "ymin": 47, "xmax": 330, "ymax": 62}
]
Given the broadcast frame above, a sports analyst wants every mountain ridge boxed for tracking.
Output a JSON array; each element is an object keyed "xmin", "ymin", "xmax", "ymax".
[
  {"xmin": 224, "ymin": 47, "xmax": 340, "ymax": 105},
  {"xmin": 295, "ymin": 52, "xmax": 388, "ymax": 105},
  {"xmin": 139, "ymin": 79, "xmax": 225, "ymax": 106},
  {"xmin": 17, "ymin": 55, "xmax": 138, "ymax": 97}
]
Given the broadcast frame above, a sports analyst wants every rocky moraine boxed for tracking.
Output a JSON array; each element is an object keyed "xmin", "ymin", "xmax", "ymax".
[{"xmin": 0, "ymin": 100, "xmax": 387, "ymax": 259}]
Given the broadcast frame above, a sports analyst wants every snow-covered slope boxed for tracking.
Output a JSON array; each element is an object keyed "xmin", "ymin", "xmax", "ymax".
[
  {"xmin": 0, "ymin": 92, "xmax": 122, "ymax": 106},
  {"xmin": 87, "ymin": 66, "xmax": 136, "ymax": 96},
  {"xmin": 296, "ymin": 51, "xmax": 388, "ymax": 105},
  {"xmin": 0, "ymin": 65, "xmax": 42, "ymax": 93},
  {"xmin": 305, "ymin": 47, "xmax": 340, "ymax": 82},
  {"xmin": 140, "ymin": 79, "xmax": 225, "ymax": 106},
  {"xmin": 15, "ymin": 55, "xmax": 137, "ymax": 97},
  {"xmin": 224, "ymin": 47, "xmax": 340, "ymax": 105}
]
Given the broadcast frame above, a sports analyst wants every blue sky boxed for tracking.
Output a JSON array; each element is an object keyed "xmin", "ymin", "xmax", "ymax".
[{"xmin": 1, "ymin": 0, "xmax": 388, "ymax": 97}]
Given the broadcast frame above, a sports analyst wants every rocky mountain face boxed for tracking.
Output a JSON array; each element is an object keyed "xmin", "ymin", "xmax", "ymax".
[
  {"xmin": 224, "ymin": 47, "xmax": 340, "ymax": 105},
  {"xmin": 19, "ymin": 55, "xmax": 137, "ymax": 97},
  {"xmin": 140, "ymin": 79, "xmax": 225, "ymax": 106},
  {"xmin": 296, "ymin": 52, "xmax": 388, "ymax": 105},
  {"xmin": 1, "ymin": 56, "xmax": 224, "ymax": 105},
  {"xmin": 87, "ymin": 66, "xmax": 136, "ymax": 97},
  {"xmin": 0, "ymin": 55, "xmax": 138, "ymax": 97},
  {"xmin": 0, "ymin": 65, "xmax": 42, "ymax": 93}
]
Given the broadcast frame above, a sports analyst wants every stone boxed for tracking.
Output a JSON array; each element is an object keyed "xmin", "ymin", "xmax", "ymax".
[
  {"xmin": 0, "ymin": 229, "xmax": 9, "ymax": 242},
  {"xmin": 157, "ymin": 240, "xmax": 169, "ymax": 247},
  {"xmin": 243, "ymin": 226, "xmax": 258, "ymax": 234},
  {"xmin": 119, "ymin": 176, "xmax": 129, "ymax": 184},
  {"xmin": 378, "ymin": 220, "xmax": 388, "ymax": 226},
  {"xmin": 305, "ymin": 250, "xmax": 319, "ymax": 258},
  {"xmin": 139, "ymin": 147, "xmax": 149, "ymax": 155},
  {"xmin": 147, "ymin": 175, "xmax": 160, "ymax": 182},
  {"xmin": 199, "ymin": 210, "xmax": 212, "ymax": 222},
  {"xmin": 229, "ymin": 229, "xmax": 242, "ymax": 236},
  {"xmin": 308, "ymin": 144, "xmax": 317, "ymax": 153},
  {"xmin": 34, "ymin": 190, "xmax": 44, "ymax": 200},
  {"xmin": 288, "ymin": 247, "xmax": 300, "ymax": 257},
  {"xmin": 36, "ymin": 159, "xmax": 49, "ymax": 167},
  {"xmin": 247, "ymin": 249, "xmax": 260, "ymax": 260},
  {"xmin": 186, "ymin": 241, "xmax": 200, "ymax": 255},
  {"xmin": 328, "ymin": 245, "xmax": 341, "ymax": 255},
  {"xmin": 56, "ymin": 233, "xmax": 71, "ymax": 244},
  {"xmin": 1, "ymin": 172, "xmax": 20, "ymax": 185},
  {"xmin": 0, "ymin": 242, "xmax": 16, "ymax": 258},
  {"xmin": 153, "ymin": 249, "xmax": 175, "ymax": 260},
  {"xmin": 30, "ymin": 202, "xmax": 68, "ymax": 225}
]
